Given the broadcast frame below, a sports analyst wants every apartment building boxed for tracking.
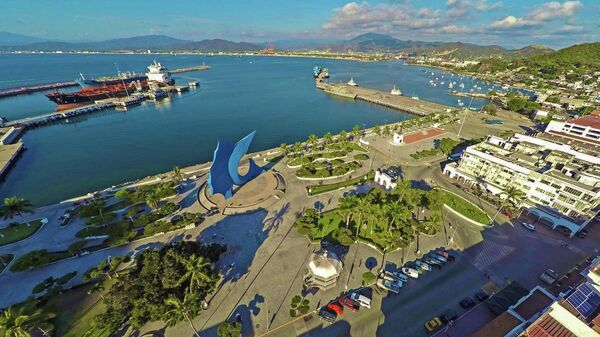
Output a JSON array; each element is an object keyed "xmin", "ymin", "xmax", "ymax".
[{"xmin": 444, "ymin": 133, "xmax": 600, "ymax": 236}]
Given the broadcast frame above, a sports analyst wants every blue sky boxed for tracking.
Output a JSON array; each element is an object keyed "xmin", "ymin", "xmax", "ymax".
[{"xmin": 1, "ymin": 0, "xmax": 598, "ymax": 48}]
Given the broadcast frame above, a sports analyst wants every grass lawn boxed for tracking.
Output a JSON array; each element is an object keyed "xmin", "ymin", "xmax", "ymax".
[
  {"xmin": 353, "ymin": 153, "xmax": 369, "ymax": 160},
  {"xmin": 0, "ymin": 254, "xmax": 14, "ymax": 273},
  {"xmin": 328, "ymin": 142, "xmax": 368, "ymax": 153},
  {"xmin": 288, "ymin": 150, "xmax": 347, "ymax": 167},
  {"xmin": 0, "ymin": 219, "xmax": 44, "ymax": 247},
  {"xmin": 296, "ymin": 161, "xmax": 361, "ymax": 179},
  {"xmin": 103, "ymin": 199, "xmax": 134, "ymax": 213},
  {"xmin": 45, "ymin": 279, "xmax": 115, "ymax": 337},
  {"xmin": 10, "ymin": 250, "xmax": 72, "ymax": 272},
  {"xmin": 439, "ymin": 190, "xmax": 491, "ymax": 225},
  {"xmin": 306, "ymin": 171, "xmax": 374, "ymax": 195}
]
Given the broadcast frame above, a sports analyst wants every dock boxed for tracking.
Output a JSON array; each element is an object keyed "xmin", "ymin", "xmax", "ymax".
[
  {"xmin": 0, "ymin": 142, "xmax": 23, "ymax": 179},
  {"xmin": 316, "ymin": 82, "xmax": 453, "ymax": 116},
  {"xmin": 0, "ymin": 64, "xmax": 209, "ymax": 100},
  {"xmin": 170, "ymin": 65, "xmax": 210, "ymax": 74},
  {"xmin": 0, "ymin": 81, "xmax": 78, "ymax": 99}
]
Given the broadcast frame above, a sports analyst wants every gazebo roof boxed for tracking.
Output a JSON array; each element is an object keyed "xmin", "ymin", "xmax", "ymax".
[{"xmin": 307, "ymin": 249, "xmax": 342, "ymax": 279}]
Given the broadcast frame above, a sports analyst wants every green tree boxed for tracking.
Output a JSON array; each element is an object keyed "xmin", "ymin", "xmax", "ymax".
[
  {"xmin": 307, "ymin": 134, "xmax": 318, "ymax": 152},
  {"xmin": 352, "ymin": 196, "xmax": 370, "ymax": 239},
  {"xmin": 217, "ymin": 321, "xmax": 242, "ymax": 337},
  {"xmin": 163, "ymin": 293, "xmax": 201, "ymax": 337},
  {"xmin": 0, "ymin": 306, "xmax": 53, "ymax": 337},
  {"xmin": 0, "ymin": 197, "xmax": 34, "ymax": 220},
  {"xmin": 392, "ymin": 180, "xmax": 412, "ymax": 203},
  {"xmin": 87, "ymin": 282, "xmax": 105, "ymax": 300},
  {"xmin": 339, "ymin": 130, "xmax": 348, "ymax": 145},
  {"xmin": 177, "ymin": 254, "xmax": 213, "ymax": 294},
  {"xmin": 146, "ymin": 193, "xmax": 161, "ymax": 210},
  {"xmin": 279, "ymin": 143, "xmax": 288, "ymax": 156},
  {"xmin": 352, "ymin": 125, "xmax": 361, "ymax": 141},
  {"xmin": 382, "ymin": 125, "xmax": 391, "ymax": 137},
  {"xmin": 373, "ymin": 124, "xmax": 382, "ymax": 136},
  {"xmin": 323, "ymin": 132, "xmax": 333, "ymax": 146},
  {"xmin": 384, "ymin": 200, "xmax": 410, "ymax": 231},
  {"xmin": 171, "ymin": 166, "xmax": 185, "ymax": 185},
  {"xmin": 337, "ymin": 195, "xmax": 357, "ymax": 229},
  {"xmin": 114, "ymin": 189, "xmax": 132, "ymax": 201}
]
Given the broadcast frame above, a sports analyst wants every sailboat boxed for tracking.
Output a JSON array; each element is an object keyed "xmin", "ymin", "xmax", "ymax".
[
  {"xmin": 390, "ymin": 85, "xmax": 402, "ymax": 96},
  {"xmin": 347, "ymin": 77, "xmax": 358, "ymax": 86}
]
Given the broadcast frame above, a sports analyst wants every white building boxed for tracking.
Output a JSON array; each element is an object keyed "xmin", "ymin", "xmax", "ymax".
[
  {"xmin": 444, "ymin": 133, "xmax": 600, "ymax": 236},
  {"xmin": 374, "ymin": 167, "xmax": 402, "ymax": 190},
  {"xmin": 545, "ymin": 112, "xmax": 600, "ymax": 146},
  {"xmin": 303, "ymin": 249, "xmax": 342, "ymax": 290}
]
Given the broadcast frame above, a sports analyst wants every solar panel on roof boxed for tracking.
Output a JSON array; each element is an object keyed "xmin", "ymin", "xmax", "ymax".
[{"xmin": 567, "ymin": 283, "xmax": 600, "ymax": 320}]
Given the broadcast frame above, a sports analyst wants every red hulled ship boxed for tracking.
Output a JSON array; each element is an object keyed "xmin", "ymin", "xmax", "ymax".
[{"xmin": 46, "ymin": 80, "xmax": 148, "ymax": 111}]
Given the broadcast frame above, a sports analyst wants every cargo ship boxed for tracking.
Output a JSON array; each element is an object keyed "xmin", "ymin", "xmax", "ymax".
[
  {"xmin": 76, "ymin": 72, "xmax": 147, "ymax": 88},
  {"xmin": 46, "ymin": 80, "xmax": 148, "ymax": 111}
]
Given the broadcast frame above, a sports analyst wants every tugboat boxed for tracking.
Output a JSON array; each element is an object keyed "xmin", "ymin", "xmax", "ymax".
[
  {"xmin": 313, "ymin": 66, "xmax": 322, "ymax": 78},
  {"xmin": 390, "ymin": 85, "xmax": 402, "ymax": 96},
  {"xmin": 347, "ymin": 77, "xmax": 358, "ymax": 87}
]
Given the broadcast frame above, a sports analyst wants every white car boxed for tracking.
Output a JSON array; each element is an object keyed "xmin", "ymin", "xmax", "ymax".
[
  {"xmin": 521, "ymin": 222, "xmax": 535, "ymax": 231},
  {"xmin": 350, "ymin": 292, "xmax": 371, "ymax": 309},
  {"xmin": 402, "ymin": 267, "xmax": 419, "ymax": 279}
]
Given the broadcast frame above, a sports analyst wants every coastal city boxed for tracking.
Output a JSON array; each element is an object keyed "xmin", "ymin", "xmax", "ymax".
[{"xmin": 0, "ymin": 1, "xmax": 599, "ymax": 337}]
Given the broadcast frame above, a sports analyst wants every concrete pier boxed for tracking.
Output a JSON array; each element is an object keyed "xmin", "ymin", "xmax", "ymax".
[
  {"xmin": 0, "ymin": 142, "xmax": 23, "ymax": 179},
  {"xmin": 317, "ymin": 82, "xmax": 454, "ymax": 116}
]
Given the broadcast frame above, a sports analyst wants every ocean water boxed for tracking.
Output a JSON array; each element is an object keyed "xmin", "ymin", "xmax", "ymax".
[{"xmin": 0, "ymin": 54, "xmax": 493, "ymax": 206}]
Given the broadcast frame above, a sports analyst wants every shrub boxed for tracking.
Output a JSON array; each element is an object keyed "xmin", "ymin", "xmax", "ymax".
[
  {"xmin": 56, "ymin": 271, "xmax": 77, "ymax": 285},
  {"xmin": 32, "ymin": 277, "xmax": 55, "ymax": 294},
  {"xmin": 11, "ymin": 250, "xmax": 71, "ymax": 272},
  {"xmin": 291, "ymin": 295, "xmax": 301, "ymax": 308},
  {"xmin": 68, "ymin": 240, "xmax": 88, "ymax": 253},
  {"xmin": 362, "ymin": 271, "xmax": 376, "ymax": 285}
]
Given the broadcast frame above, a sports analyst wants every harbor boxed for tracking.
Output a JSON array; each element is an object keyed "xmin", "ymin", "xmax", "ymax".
[{"xmin": 316, "ymin": 80, "xmax": 454, "ymax": 116}]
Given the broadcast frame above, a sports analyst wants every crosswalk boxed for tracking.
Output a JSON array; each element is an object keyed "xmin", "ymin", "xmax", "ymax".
[{"xmin": 465, "ymin": 240, "xmax": 515, "ymax": 272}]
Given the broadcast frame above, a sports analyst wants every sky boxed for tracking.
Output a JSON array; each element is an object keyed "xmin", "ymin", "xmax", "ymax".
[{"xmin": 1, "ymin": 0, "xmax": 598, "ymax": 49}]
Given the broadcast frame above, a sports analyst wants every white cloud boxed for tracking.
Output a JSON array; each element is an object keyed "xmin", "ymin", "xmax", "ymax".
[{"xmin": 489, "ymin": 1, "xmax": 582, "ymax": 31}]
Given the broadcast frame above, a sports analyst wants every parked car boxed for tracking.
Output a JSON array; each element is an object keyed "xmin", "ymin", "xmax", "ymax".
[
  {"xmin": 540, "ymin": 269, "xmax": 559, "ymax": 285},
  {"xmin": 338, "ymin": 296, "xmax": 360, "ymax": 312},
  {"xmin": 350, "ymin": 292, "xmax": 372, "ymax": 309},
  {"xmin": 424, "ymin": 257, "xmax": 443, "ymax": 269},
  {"xmin": 388, "ymin": 270, "xmax": 409, "ymax": 283},
  {"xmin": 424, "ymin": 317, "xmax": 445, "ymax": 333},
  {"xmin": 460, "ymin": 296, "xmax": 476, "ymax": 309},
  {"xmin": 435, "ymin": 249, "xmax": 456, "ymax": 262},
  {"xmin": 402, "ymin": 267, "xmax": 419, "ymax": 278},
  {"xmin": 475, "ymin": 290, "xmax": 490, "ymax": 301},
  {"xmin": 521, "ymin": 222, "xmax": 535, "ymax": 231},
  {"xmin": 206, "ymin": 207, "xmax": 220, "ymax": 216},
  {"xmin": 377, "ymin": 278, "xmax": 401, "ymax": 294},
  {"xmin": 430, "ymin": 254, "xmax": 447, "ymax": 263},
  {"xmin": 327, "ymin": 302, "xmax": 344, "ymax": 316},
  {"xmin": 441, "ymin": 309, "xmax": 459, "ymax": 323},
  {"xmin": 415, "ymin": 260, "xmax": 432, "ymax": 272},
  {"xmin": 318, "ymin": 307, "xmax": 337, "ymax": 323}
]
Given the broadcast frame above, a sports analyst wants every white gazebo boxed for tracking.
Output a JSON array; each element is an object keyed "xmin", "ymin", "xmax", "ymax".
[{"xmin": 303, "ymin": 249, "xmax": 343, "ymax": 290}]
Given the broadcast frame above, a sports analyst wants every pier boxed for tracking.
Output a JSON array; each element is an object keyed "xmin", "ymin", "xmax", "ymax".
[
  {"xmin": 0, "ymin": 64, "xmax": 209, "ymax": 100},
  {"xmin": 0, "ymin": 142, "xmax": 23, "ymax": 179},
  {"xmin": 317, "ymin": 82, "xmax": 453, "ymax": 116},
  {"xmin": 0, "ymin": 81, "xmax": 78, "ymax": 99}
]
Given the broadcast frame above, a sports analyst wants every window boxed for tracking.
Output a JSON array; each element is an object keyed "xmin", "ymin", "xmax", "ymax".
[{"xmin": 563, "ymin": 186, "xmax": 582, "ymax": 197}]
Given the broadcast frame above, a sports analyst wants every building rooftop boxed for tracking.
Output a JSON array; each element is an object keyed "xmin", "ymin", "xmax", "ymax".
[
  {"xmin": 521, "ymin": 311, "xmax": 576, "ymax": 337},
  {"xmin": 470, "ymin": 311, "xmax": 522, "ymax": 337},
  {"xmin": 570, "ymin": 115, "xmax": 600, "ymax": 129},
  {"xmin": 307, "ymin": 249, "xmax": 342, "ymax": 280},
  {"xmin": 513, "ymin": 289, "xmax": 555, "ymax": 321}
]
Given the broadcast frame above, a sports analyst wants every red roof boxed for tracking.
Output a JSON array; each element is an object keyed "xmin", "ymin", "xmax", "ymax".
[
  {"xmin": 522, "ymin": 313, "xmax": 575, "ymax": 337},
  {"xmin": 570, "ymin": 115, "xmax": 600, "ymax": 129}
]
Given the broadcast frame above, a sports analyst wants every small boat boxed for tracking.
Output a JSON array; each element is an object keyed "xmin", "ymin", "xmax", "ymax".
[
  {"xmin": 390, "ymin": 85, "xmax": 402, "ymax": 96},
  {"xmin": 411, "ymin": 96, "xmax": 420, "ymax": 100},
  {"xmin": 347, "ymin": 77, "xmax": 358, "ymax": 86}
]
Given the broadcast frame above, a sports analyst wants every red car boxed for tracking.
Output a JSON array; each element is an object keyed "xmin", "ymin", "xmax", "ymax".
[
  {"xmin": 338, "ymin": 296, "xmax": 360, "ymax": 312},
  {"xmin": 327, "ymin": 302, "xmax": 344, "ymax": 316}
]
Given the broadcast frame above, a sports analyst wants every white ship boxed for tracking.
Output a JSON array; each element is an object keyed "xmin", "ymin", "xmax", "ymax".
[
  {"xmin": 347, "ymin": 77, "xmax": 358, "ymax": 86},
  {"xmin": 146, "ymin": 60, "xmax": 174, "ymax": 85},
  {"xmin": 390, "ymin": 85, "xmax": 402, "ymax": 96}
]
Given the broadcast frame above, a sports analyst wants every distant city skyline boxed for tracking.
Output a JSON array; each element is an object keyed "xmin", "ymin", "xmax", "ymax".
[{"xmin": 1, "ymin": 0, "xmax": 599, "ymax": 48}]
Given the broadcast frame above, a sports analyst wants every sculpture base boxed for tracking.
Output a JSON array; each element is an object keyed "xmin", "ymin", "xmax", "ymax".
[{"xmin": 198, "ymin": 170, "xmax": 286, "ymax": 215}]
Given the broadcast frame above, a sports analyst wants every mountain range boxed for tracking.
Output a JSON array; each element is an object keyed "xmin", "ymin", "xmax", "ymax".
[{"xmin": 0, "ymin": 32, "xmax": 554, "ymax": 58}]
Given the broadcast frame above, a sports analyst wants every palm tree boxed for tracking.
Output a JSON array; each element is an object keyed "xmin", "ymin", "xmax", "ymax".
[
  {"xmin": 163, "ymin": 293, "xmax": 201, "ymax": 337},
  {"xmin": 416, "ymin": 193, "xmax": 429, "ymax": 221},
  {"xmin": 491, "ymin": 185, "xmax": 524, "ymax": 223},
  {"xmin": 422, "ymin": 213, "xmax": 441, "ymax": 234},
  {"xmin": 279, "ymin": 143, "xmax": 288, "ymax": 156},
  {"xmin": 365, "ymin": 204, "xmax": 381, "ymax": 235},
  {"xmin": 391, "ymin": 180, "xmax": 411, "ymax": 203},
  {"xmin": 384, "ymin": 200, "xmax": 408, "ymax": 232},
  {"xmin": 323, "ymin": 132, "xmax": 333, "ymax": 146},
  {"xmin": 0, "ymin": 197, "xmax": 33, "ymax": 220},
  {"xmin": 339, "ymin": 130, "xmax": 348, "ymax": 146},
  {"xmin": 171, "ymin": 166, "xmax": 185, "ymax": 186},
  {"xmin": 352, "ymin": 196, "xmax": 370, "ymax": 240},
  {"xmin": 367, "ymin": 189, "xmax": 386, "ymax": 206},
  {"xmin": 337, "ymin": 195, "xmax": 357, "ymax": 228},
  {"xmin": 352, "ymin": 125, "xmax": 361, "ymax": 141},
  {"xmin": 307, "ymin": 134, "xmax": 318, "ymax": 152},
  {"xmin": 87, "ymin": 282, "xmax": 105, "ymax": 300},
  {"xmin": 177, "ymin": 254, "xmax": 212, "ymax": 294},
  {"xmin": 0, "ymin": 306, "xmax": 53, "ymax": 337},
  {"xmin": 373, "ymin": 124, "xmax": 382, "ymax": 136},
  {"xmin": 383, "ymin": 125, "xmax": 391, "ymax": 137},
  {"xmin": 292, "ymin": 142, "xmax": 303, "ymax": 157},
  {"xmin": 145, "ymin": 193, "xmax": 160, "ymax": 210}
]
